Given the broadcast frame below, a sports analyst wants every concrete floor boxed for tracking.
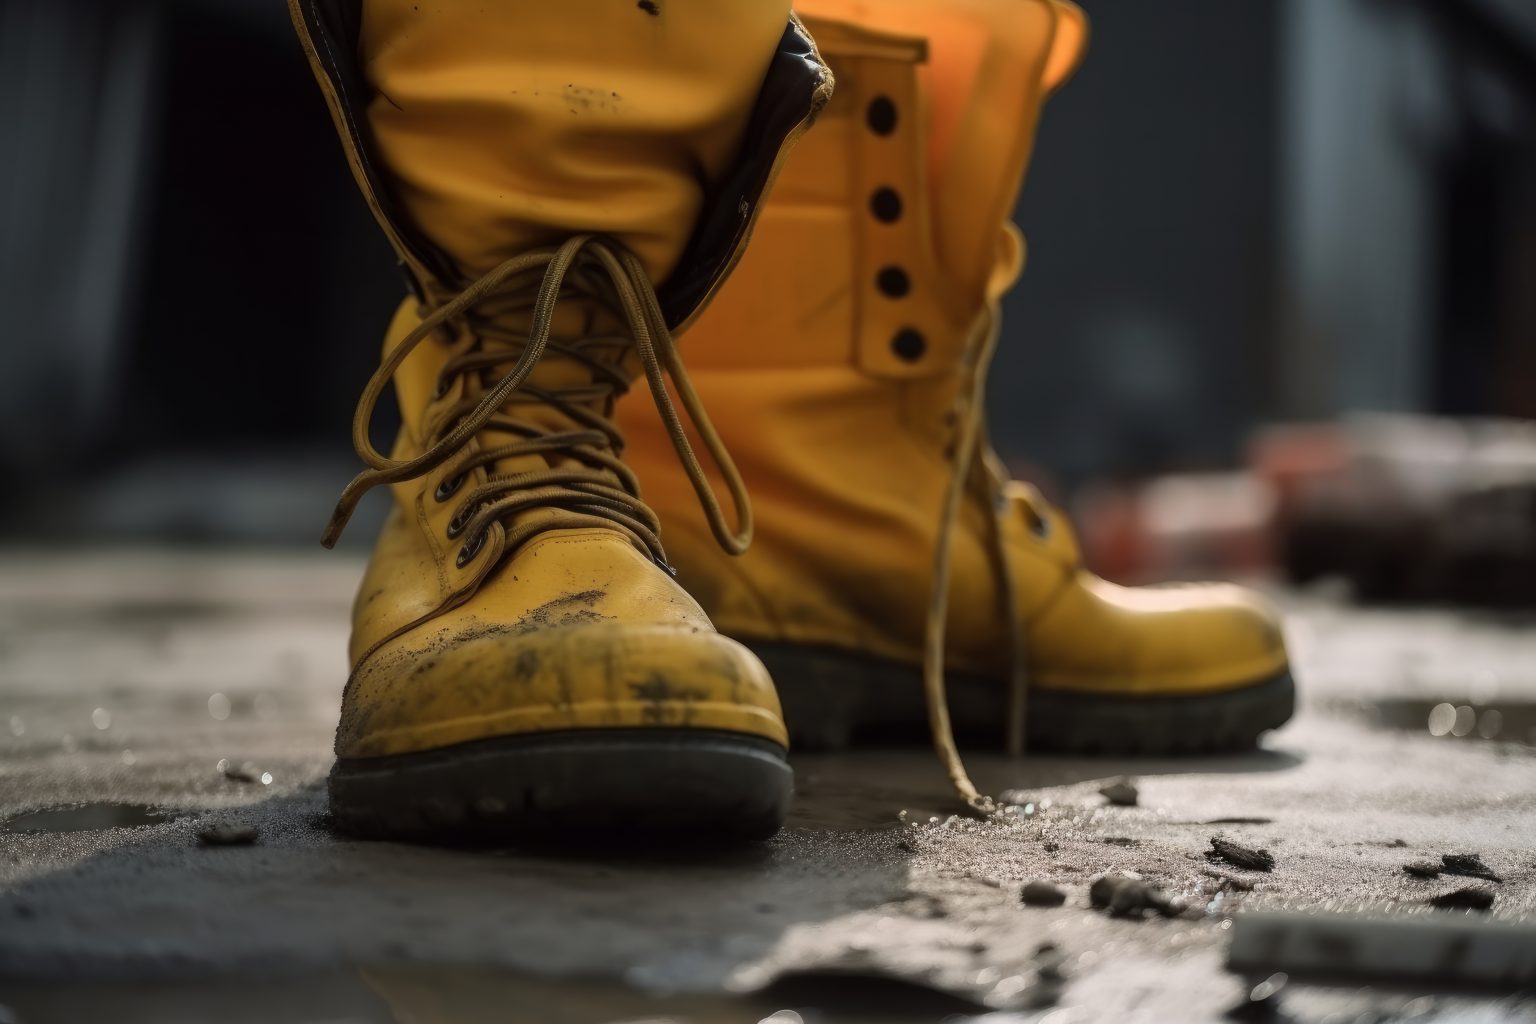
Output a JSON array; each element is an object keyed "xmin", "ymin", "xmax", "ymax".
[{"xmin": 1, "ymin": 549, "xmax": 1534, "ymax": 1023}]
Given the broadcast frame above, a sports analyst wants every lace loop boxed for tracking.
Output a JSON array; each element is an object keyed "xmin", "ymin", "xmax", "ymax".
[{"xmin": 322, "ymin": 235, "xmax": 752, "ymax": 568}]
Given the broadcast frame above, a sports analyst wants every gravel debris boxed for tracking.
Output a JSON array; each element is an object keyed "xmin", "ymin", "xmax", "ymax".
[
  {"xmin": 1020, "ymin": 880, "xmax": 1067, "ymax": 907},
  {"xmin": 1208, "ymin": 836, "xmax": 1276, "ymax": 872},
  {"xmin": 1402, "ymin": 861, "xmax": 1442, "ymax": 879}
]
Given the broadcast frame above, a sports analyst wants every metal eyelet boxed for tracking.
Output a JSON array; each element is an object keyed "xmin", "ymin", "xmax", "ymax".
[
  {"xmin": 432, "ymin": 377, "xmax": 451, "ymax": 399},
  {"xmin": 445, "ymin": 506, "xmax": 470, "ymax": 539},
  {"xmin": 455, "ymin": 531, "xmax": 485, "ymax": 568},
  {"xmin": 1029, "ymin": 513, "xmax": 1052, "ymax": 540},
  {"xmin": 434, "ymin": 474, "xmax": 463, "ymax": 502}
]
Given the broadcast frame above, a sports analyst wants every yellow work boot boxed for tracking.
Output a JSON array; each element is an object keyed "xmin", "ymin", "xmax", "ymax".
[
  {"xmin": 290, "ymin": 1, "xmax": 831, "ymax": 839},
  {"xmin": 617, "ymin": 0, "xmax": 1292, "ymax": 800}
]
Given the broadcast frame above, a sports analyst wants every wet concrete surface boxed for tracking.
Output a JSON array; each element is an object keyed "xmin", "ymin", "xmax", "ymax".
[{"xmin": 1, "ymin": 550, "xmax": 1534, "ymax": 1022}]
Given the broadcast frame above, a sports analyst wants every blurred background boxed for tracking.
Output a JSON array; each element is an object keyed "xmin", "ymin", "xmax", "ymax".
[{"xmin": 1, "ymin": 0, "xmax": 1533, "ymax": 601}]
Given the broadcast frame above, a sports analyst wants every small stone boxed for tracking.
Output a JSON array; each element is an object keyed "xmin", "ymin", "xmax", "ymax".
[
  {"xmin": 1020, "ymin": 880, "xmax": 1066, "ymax": 907},
  {"xmin": 1428, "ymin": 885, "xmax": 1494, "ymax": 910},
  {"xmin": 1402, "ymin": 861, "xmax": 1442, "ymax": 879},
  {"xmin": 1098, "ymin": 778, "xmax": 1139, "ymax": 807},
  {"xmin": 1088, "ymin": 871, "xmax": 1179, "ymax": 919},
  {"xmin": 1201, "ymin": 868, "xmax": 1256, "ymax": 892},
  {"xmin": 1209, "ymin": 836, "xmax": 1275, "ymax": 872},
  {"xmin": 197, "ymin": 822, "xmax": 257, "ymax": 847},
  {"xmin": 218, "ymin": 758, "xmax": 259, "ymax": 784},
  {"xmin": 1440, "ymin": 853, "xmax": 1501, "ymax": 882}
]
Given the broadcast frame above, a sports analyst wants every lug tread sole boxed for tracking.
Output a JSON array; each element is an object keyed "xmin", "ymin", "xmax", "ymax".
[
  {"xmin": 755, "ymin": 643, "xmax": 1295, "ymax": 755},
  {"xmin": 329, "ymin": 728, "xmax": 792, "ymax": 842}
]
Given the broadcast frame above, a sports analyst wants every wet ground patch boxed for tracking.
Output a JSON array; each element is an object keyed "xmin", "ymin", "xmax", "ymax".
[{"xmin": 1, "ymin": 802, "xmax": 183, "ymax": 834}]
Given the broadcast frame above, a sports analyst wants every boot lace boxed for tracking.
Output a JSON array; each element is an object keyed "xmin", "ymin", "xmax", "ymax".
[
  {"xmin": 320, "ymin": 235, "xmax": 751, "ymax": 567},
  {"xmin": 923, "ymin": 305, "xmax": 1032, "ymax": 816}
]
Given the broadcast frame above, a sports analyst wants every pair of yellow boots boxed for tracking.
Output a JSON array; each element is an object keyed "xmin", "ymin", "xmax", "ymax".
[{"xmin": 292, "ymin": 0, "xmax": 1293, "ymax": 840}]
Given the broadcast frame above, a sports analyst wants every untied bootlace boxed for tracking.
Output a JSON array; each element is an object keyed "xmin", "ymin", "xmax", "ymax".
[
  {"xmin": 922, "ymin": 303, "xmax": 1033, "ymax": 816},
  {"xmin": 320, "ymin": 235, "xmax": 751, "ymax": 566}
]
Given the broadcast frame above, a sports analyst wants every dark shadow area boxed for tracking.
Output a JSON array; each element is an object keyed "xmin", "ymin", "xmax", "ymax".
[{"xmin": 0, "ymin": 786, "xmax": 915, "ymax": 985}]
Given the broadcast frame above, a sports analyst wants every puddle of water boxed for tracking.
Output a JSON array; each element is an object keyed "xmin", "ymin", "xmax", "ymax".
[
  {"xmin": 1358, "ymin": 700, "xmax": 1536, "ymax": 747},
  {"xmin": 1, "ymin": 802, "xmax": 182, "ymax": 834}
]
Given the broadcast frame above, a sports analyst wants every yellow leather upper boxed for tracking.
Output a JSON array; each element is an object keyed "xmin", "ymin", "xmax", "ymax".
[
  {"xmin": 289, "ymin": 0, "xmax": 815, "ymax": 758},
  {"xmin": 618, "ymin": 1, "xmax": 1289, "ymax": 697},
  {"xmin": 358, "ymin": 0, "xmax": 792, "ymax": 285}
]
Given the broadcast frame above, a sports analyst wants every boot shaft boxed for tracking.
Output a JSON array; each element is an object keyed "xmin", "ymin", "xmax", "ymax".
[{"xmin": 289, "ymin": 0, "xmax": 831, "ymax": 329}]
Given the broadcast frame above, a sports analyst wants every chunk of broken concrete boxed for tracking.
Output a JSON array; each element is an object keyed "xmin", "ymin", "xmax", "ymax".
[
  {"xmin": 1021, "ymin": 880, "xmax": 1066, "ymax": 907},
  {"xmin": 1440, "ymin": 853, "xmax": 1501, "ymax": 883},
  {"xmin": 1098, "ymin": 778, "xmax": 1139, "ymax": 807},
  {"xmin": 1209, "ymin": 836, "xmax": 1275, "ymax": 872}
]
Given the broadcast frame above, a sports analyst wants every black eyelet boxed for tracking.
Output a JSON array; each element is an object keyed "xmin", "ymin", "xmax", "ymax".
[
  {"xmin": 891, "ymin": 328, "xmax": 926, "ymax": 362},
  {"xmin": 866, "ymin": 95, "xmax": 898, "ymax": 136},
  {"xmin": 455, "ymin": 531, "xmax": 485, "ymax": 568},
  {"xmin": 870, "ymin": 187, "xmax": 902, "ymax": 223},
  {"xmin": 876, "ymin": 266, "xmax": 911, "ymax": 298},
  {"xmin": 1029, "ymin": 514, "xmax": 1052, "ymax": 540},
  {"xmin": 446, "ymin": 506, "xmax": 470, "ymax": 539},
  {"xmin": 434, "ymin": 474, "xmax": 464, "ymax": 502},
  {"xmin": 432, "ymin": 378, "xmax": 451, "ymax": 399}
]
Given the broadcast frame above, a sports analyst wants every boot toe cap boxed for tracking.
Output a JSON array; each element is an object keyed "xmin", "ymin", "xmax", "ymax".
[
  {"xmin": 337, "ymin": 619, "xmax": 787, "ymax": 759},
  {"xmin": 1030, "ymin": 574, "xmax": 1291, "ymax": 697}
]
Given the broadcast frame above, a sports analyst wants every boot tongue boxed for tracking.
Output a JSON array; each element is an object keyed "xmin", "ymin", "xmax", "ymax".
[
  {"xmin": 916, "ymin": 0, "xmax": 1086, "ymax": 302},
  {"xmin": 461, "ymin": 295, "xmax": 636, "ymax": 484}
]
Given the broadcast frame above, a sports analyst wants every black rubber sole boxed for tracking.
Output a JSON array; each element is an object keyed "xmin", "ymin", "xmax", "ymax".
[
  {"xmin": 756, "ymin": 642, "xmax": 1296, "ymax": 756},
  {"xmin": 329, "ymin": 729, "xmax": 792, "ymax": 843}
]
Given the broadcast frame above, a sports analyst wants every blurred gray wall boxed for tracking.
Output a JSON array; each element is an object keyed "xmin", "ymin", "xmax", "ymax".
[{"xmin": 0, "ymin": 0, "xmax": 1532, "ymax": 540}]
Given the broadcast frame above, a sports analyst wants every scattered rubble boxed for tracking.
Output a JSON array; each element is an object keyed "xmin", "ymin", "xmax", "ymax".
[
  {"xmin": 1098, "ymin": 778, "xmax": 1139, "ymax": 807},
  {"xmin": 1020, "ymin": 881, "xmax": 1066, "ymax": 907},
  {"xmin": 1440, "ymin": 853, "xmax": 1501, "ymax": 883},
  {"xmin": 196, "ymin": 822, "xmax": 258, "ymax": 847},
  {"xmin": 1402, "ymin": 861, "xmax": 1442, "ymax": 879},
  {"xmin": 1088, "ymin": 872, "xmax": 1184, "ymax": 919},
  {"xmin": 1209, "ymin": 836, "xmax": 1276, "ymax": 872},
  {"xmin": 1428, "ymin": 886, "xmax": 1495, "ymax": 911}
]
